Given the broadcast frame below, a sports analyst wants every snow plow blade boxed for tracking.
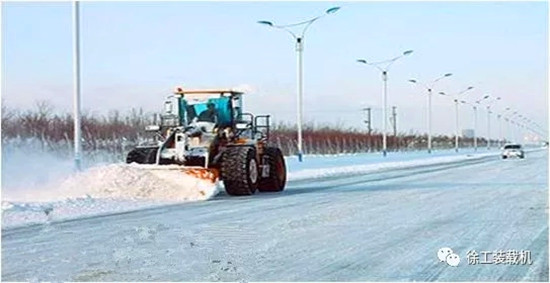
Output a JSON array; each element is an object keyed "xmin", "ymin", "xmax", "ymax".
[
  {"xmin": 129, "ymin": 164, "xmax": 220, "ymax": 184},
  {"xmin": 180, "ymin": 168, "xmax": 220, "ymax": 183}
]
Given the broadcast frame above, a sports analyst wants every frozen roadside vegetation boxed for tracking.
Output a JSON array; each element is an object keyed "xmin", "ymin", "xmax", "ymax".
[{"xmin": 2, "ymin": 146, "xmax": 544, "ymax": 229}]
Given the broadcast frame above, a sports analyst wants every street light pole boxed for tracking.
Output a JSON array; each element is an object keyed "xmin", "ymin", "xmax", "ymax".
[
  {"xmin": 510, "ymin": 111, "xmax": 518, "ymax": 142},
  {"xmin": 497, "ymin": 114, "xmax": 502, "ymax": 147},
  {"xmin": 427, "ymin": 88, "xmax": 433, "ymax": 153},
  {"xmin": 504, "ymin": 118, "xmax": 512, "ymax": 142},
  {"xmin": 356, "ymin": 50, "xmax": 413, "ymax": 156},
  {"xmin": 474, "ymin": 95, "xmax": 488, "ymax": 150},
  {"xmin": 408, "ymin": 73, "xmax": 453, "ymax": 154},
  {"xmin": 460, "ymin": 99, "xmax": 480, "ymax": 151},
  {"xmin": 439, "ymin": 86, "xmax": 474, "ymax": 152},
  {"xmin": 258, "ymin": 7, "xmax": 340, "ymax": 162},
  {"xmin": 502, "ymin": 107, "xmax": 512, "ymax": 145},
  {"xmin": 454, "ymin": 99, "xmax": 459, "ymax": 152},
  {"xmin": 516, "ymin": 114, "xmax": 524, "ymax": 143},
  {"xmin": 382, "ymin": 71, "xmax": 388, "ymax": 156},
  {"xmin": 484, "ymin": 96, "xmax": 501, "ymax": 150},
  {"xmin": 296, "ymin": 37, "xmax": 304, "ymax": 162},
  {"xmin": 73, "ymin": 1, "xmax": 82, "ymax": 171},
  {"xmin": 473, "ymin": 105, "xmax": 478, "ymax": 151},
  {"xmin": 487, "ymin": 105, "xmax": 491, "ymax": 150}
]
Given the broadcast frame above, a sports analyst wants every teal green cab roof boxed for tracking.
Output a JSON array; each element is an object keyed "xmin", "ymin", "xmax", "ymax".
[{"xmin": 173, "ymin": 87, "xmax": 244, "ymax": 95}]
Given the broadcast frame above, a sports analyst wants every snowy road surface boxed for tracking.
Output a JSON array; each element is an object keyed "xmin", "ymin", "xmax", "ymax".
[{"xmin": 2, "ymin": 150, "xmax": 548, "ymax": 281}]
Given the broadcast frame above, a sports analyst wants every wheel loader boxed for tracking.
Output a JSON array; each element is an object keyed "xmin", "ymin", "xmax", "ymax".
[{"xmin": 126, "ymin": 87, "xmax": 286, "ymax": 196}]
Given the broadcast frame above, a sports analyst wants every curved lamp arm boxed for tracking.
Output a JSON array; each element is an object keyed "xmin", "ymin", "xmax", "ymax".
[
  {"xmin": 258, "ymin": 6, "xmax": 340, "ymax": 40},
  {"xmin": 429, "ymin": 73, "xmax": 453, "ymax": 88},
  {"xmin": 357, "ymin": 50, "xmax": 413, "ymax": 73}
]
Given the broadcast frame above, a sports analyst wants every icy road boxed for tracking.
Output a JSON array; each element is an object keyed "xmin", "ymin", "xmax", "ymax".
[{"xmin": 2, "ymin": 150, "xmax": 548, "ymax": 281}]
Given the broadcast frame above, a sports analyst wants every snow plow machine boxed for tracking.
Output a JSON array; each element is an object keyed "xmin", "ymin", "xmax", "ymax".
[{"xmin": 125, "ymin": 87, "xmax": 286, "ymax": 196}]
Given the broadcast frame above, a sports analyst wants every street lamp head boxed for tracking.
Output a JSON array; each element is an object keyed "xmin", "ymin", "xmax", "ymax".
[
  {"xmin": 460, "ymin": 100, "xmax": 467, "ymax": 104},
  {"xmin": 257, "ymin": 20, "xmax": 273, "ymax": 26},
  {"xmin": 356, "ymin": 59, "xmax": 368, "ymax": 64},
  {"xmin": 439, "ymin": 92, "xmax": 446, "ymax": 95},
  {"xmin": 403, "ymin": 50, "xmax": 414, "ymax": 56},
  {"xmin": 444, "ymin": 73, "xmax": 453, "ymax": 77},
  {"xmin": 326, "ymin": 6, "xmax": 341, "ymax": 14},
  {"xmin": 408, "ymin": 79, "xmax": 417, "ymax": 84},
  {"xmin": 467, "ymin": 86, "xmax": 474, "ymax": 90},
  {"xmin": 483, "ymin": 95, "xmax": 489, "ymax": 99}
]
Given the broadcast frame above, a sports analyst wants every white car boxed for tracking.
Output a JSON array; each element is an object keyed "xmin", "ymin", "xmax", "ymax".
[{"xmin": 501, "ymin": 144, "xmax": 525, "ymax": 159}]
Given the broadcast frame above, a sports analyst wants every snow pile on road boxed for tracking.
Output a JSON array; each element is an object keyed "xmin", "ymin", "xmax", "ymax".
[
  {"xmin": 2, "ymin": 164, "xmax": 220, "ymax": 228},
  {"xmin": 4, "ymin": 164, "xmax": 220, "ymax": 203},
  {"xmin": 59, "ymin": 164, "xmax": 219, "ymax": 201}
]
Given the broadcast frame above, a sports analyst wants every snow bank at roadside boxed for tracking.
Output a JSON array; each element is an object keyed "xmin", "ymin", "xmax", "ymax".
[{"xmin": 287, "ymin": 151, "xmax": 497, "ymax": 181}]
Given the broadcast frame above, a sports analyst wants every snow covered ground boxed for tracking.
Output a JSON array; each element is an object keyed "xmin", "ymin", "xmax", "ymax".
[
  {"xmin": 1, "ymin": 147, "xmax": 548, "ymax": 281},
  {"xmin": 2, "ymin": 148, "xmax": 509, "ymax": 229}
]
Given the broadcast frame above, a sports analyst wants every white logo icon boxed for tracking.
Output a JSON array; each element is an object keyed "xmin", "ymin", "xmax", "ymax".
[
  {"xmin": 438, "ymin": 247, "xmax": 453, "ymax": 262},
  {"xmin": 438, "ymin": 247, "xmax": 460, "ymax": 267},
  {"xmin": 446, "ymin": 253, "xmax": 460, "ymax": 267}
]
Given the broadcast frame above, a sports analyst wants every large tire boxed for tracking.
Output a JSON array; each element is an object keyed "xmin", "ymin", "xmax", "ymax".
[
  {"xmin": 258, "ymin": 147, "xmax": 286, "ymax": 192},
  {"xmin": 126, "ymin": 147, "xmax": 158, "ymax": 164},
  {"xmin": 221, "ymin": 146, "xmax": 259, "ymax": 196}
]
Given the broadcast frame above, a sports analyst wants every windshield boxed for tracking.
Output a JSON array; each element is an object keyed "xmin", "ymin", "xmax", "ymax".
[
  {"xmin": 182, "ymin": 96, "xmax": 233, "ymax": 127},
  {"xmin": 504, "ymin": 144, "xmax": 522, "ymax": 149}
]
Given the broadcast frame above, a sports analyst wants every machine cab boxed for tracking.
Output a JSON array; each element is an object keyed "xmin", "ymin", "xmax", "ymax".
[
  {"xmin": 162, "ymin": 87, "xmax": 244, "ymax": 129},
  {"xmin": 150, "ymin": 87, "xmax": 269, "ymax": 142}
]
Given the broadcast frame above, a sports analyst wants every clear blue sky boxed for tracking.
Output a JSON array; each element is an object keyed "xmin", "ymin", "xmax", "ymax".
[{"xmin": 2, "ymin": 1, "xmax": 548, "ymax": 137}]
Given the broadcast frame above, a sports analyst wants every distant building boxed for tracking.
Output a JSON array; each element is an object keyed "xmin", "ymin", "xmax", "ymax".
[{"xmin": 462, "ymin": 129, "xmax": 474, "ymax": 138}]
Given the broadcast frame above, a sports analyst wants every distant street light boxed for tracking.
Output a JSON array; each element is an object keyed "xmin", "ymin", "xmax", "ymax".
[
  {"xmin": 503, "ymin": 107, "xmax": 513, "ymax": 144},
  {"xmin": 499, "ymin": 107, "xmax": 513, "ymax": 147},
  {"xmin": 408, "ymin": 73, "xmax": 453, "ymax": 153},
  {"xmin": 73, "ymin": 1, "xmax": 82, "ymax": 171},
  {"xmin": 459, "ymin": 100, "xmax": 478, "ymax": 151},
  {"xmin": 497, "ymin": 113, "xmax": 503, "ymax": 147},
  {"xmin": 510, "ymin": 111, "xmax": 519, "ymax": 142},
  {"xmin": 258, "ymin": 7, "xmax": 340, "ymax": 162},
  {"xmin": 474, "ymin": 95, "xmax": 490, "ymax": 150},
  {"xmin": 356, "ymin": 50, "xmax": 413, "ymax": 156},
  {"xmin": 439, "ymin": 86, "xmax": 474, "ymax": 152},
  {"xmin": 483, "ymin": 96, "xmax": 501, "ymax": 149},
  {"xmin": 516, "ymin": 114, "xmax": 523, "ymax": 143}
]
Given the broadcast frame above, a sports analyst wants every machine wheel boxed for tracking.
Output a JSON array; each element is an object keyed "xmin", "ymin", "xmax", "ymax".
[
  {"xmin": 126, "ymin": 147, "xmax": 158, "ymax": 164},
  {"xmin": 502, "ymin": 155, "xmax": 507, "ymax": 159},
  {"xmin": 221, "ymin": 146, "xmax": 259, "ymax": 196},
  {"xmin": 258, "ymin": 147, "xmax": 286, "ymax": 192}
]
